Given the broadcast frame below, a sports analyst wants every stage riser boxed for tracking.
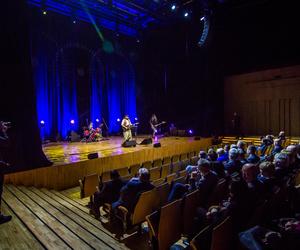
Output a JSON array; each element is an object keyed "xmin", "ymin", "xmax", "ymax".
[{"xmin": 4, "ymin": 138, "xmax": 211, "ymax": 190}]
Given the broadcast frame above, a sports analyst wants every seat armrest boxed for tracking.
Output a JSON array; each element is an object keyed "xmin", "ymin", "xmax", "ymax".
[{"xmin": 146, "ymin": 211, "xmax": 159, "ymax": 238}]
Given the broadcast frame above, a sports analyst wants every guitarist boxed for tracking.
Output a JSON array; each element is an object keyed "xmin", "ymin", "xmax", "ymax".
[
  {"xmin": 121, "ymin": 115, "xmax": 133, "ymax": 143},
  {"xmin": 0, "ymin": 121, "xmax": 12, "ymax": 224},
  {"xmin": 150, "ymin": 114, "xmax": 165, "ymax": 138}
]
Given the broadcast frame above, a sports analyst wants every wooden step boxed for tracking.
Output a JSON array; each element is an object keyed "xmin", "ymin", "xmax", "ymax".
[
  {"xmin": 2, "ymin": 186, "xmax": 71, "ymax": 250},
  {"xmin": 6, "ymin": 185, "xmax": 93, "ymax": 250},
  {"xmin": 15, "ymin": 185, "xmax": 111, "ymax": 250},
  {"xmin": 36, "ymin": 188, "xmax": 128, "ymax": 249},
  {"xmin": 0, "ymin": 202, "xmax": 44, "ymax": 250}
]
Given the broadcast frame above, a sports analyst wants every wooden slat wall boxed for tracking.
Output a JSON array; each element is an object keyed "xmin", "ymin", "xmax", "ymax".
[
  {"xmin": 4, "ymin": 138, "xmax": 212, "ymax": 190},
  {"xmin": 224, "ymin": 65, "xmax": 300, "ymax": 136}
]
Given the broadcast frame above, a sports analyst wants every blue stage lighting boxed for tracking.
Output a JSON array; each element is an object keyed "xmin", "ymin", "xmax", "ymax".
[
  {"xmin": 73, "ymin": 20, "xmax": 76, "ymax": 24},
  {"xmin": 171, "ymin": 4, "xmax": 176, "ymax": 11},
  {"xmin": 42, "ymin": 10, "xmax": 47, "ymax": 15},
  {"xmin": 188, "ymin": 129, "xmax": 193, "ymax": 134},
  {"xmin": 95, "ymin": 118, "xmax": 100, "ymax": 123},
  {"xmin": 70, "ymin": 119, "xmax": 75, "ymax": 125},
  {"xmin": 184, "ymin": 12, "xmax": 189, "ymax": 18},
  {"xmin": 117, "ymin": 118, "xmax": 121, "ymax": 122},
  {"xmin": 200, "ymin": 16, "xmax": 205, "ymax": 21},
  {"xmin": 134, "ymin": 117, "xmax": 138, "ymax": 121},
  {"xmin": 40, "ymin": 120, "xmax": 45, "ymax": 125}
]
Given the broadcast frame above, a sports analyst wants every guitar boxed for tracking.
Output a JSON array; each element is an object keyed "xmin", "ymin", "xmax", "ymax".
[
  {"xmin": 154, "ymin": 121, "xmax": 166, "ymax": 128},
  {"xmin": 122, "ymin": 122, "xmax": 139, "ymax": 132}
]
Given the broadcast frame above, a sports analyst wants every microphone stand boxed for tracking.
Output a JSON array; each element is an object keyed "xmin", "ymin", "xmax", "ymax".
[{"xmin": 102, "ymin": 118, "xmax": 109, "ymax": 138}]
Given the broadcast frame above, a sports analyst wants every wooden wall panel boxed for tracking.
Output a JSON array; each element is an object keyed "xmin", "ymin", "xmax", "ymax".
[{"xmin": 224, "ymin": 65, "xmax": 300, "ymax": 136}]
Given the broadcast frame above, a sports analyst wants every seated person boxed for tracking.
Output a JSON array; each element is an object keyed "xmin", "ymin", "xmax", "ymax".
[
  {"xmin": 90, "ymin": 170, "xmax": 126, "ymax": 219},
  {"xmin": 247, "ymin": 145, "xmax": 260, "ymax": 164},
  {"xmin": 198, "ymin": 150, "xmax": 208, "ymax": 160},
  {"xmin": 257, "ymin": 161, "xmax": 279, "ymax": 195},
  {"xmin": 223, "ymin": 144, "xmax": 230, "ymax": 160},
  {"xmin": 242, "ymin": 163, "xmax": 263, "ymax": 202},
  {"xmin": 278, "ymin": 131, "xmax": 286, "ymax": 142},
  {"xmin": 112, "ymin": 168, "xmax": 154, "ymax": 214},
  {"xmin": 272, "ymin": 139, "xmax": 283, "ymax": 155},
  {"xmin": 274, "ymin": 152, "xmax": 290, "ymax": 181},
  {"xmin": 237, "ymin": 140, "xmax": 247, "ymax": 154},
  {"xmin": 217, "ymin": 148, "xmax": 228, "ymax": 162},
  {"xmin": 259, "ymin": 135, "xmax": 273, "ymax": 156},
  {"xmin": 285, "ymin": 145, "xmax": 298, "ymax": 169},
  {"xmin": 207, "ymin": 148, "xmax": 218, "ymax": 162},
  {"xmin": 238, "ymin": 148, "xmax": 248, "ymax": 165},
  {"xmin": 224, "ymin": 148, "xmax": 242, "ymax": 175}
]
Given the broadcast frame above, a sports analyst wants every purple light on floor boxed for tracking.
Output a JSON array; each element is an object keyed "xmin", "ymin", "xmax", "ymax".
[
  {"xmin": 188, "ymin": 129, "xmax": 193, "ymax": 134},
  {"xmin": 70, "ymin": 119, "xmax": 75, "ymax": 125},
  {"xmin": 40, "ymin": 120, "xmax": 45, "ymax": 125},
  {"xmin": 154, "ymin": 136, "xmax": 158, "ymax": 142},
  {"xmin": 95, "ymin": 118, "xmax": 100, "ymax": 123},
  {"xmin": 117, "ymin": 118, "xmax": 121, "ymax": 122}
]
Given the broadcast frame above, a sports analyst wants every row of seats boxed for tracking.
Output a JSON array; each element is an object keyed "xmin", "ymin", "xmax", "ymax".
[{"xmin": 79, "ymin": 151, "xmax": 198, "ymax": 198}]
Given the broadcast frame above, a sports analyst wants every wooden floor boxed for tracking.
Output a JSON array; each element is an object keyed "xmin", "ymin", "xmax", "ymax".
[
  {"xmin": 5, "ymin": 136, "xmax": 212, "ymax": 190},
  {"xmin": 1, "ymin": 185, "xmax": 150, "ymax": 250}
]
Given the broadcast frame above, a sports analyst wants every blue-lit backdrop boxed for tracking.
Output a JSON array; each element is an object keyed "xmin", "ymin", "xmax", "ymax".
[{"xmin": 31, "ymin": 24, "xmax": 137, "ymax": 140}]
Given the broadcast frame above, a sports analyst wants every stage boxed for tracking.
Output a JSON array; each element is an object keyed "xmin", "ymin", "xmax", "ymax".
[{"xmin": 5, "ymin": 136, "xmax": 212, "ymax": 190}]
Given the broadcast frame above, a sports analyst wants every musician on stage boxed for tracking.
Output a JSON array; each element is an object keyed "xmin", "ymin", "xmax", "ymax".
[
  {"xmin": 121, "ymin": 115, "xmax": 133, "ymax": 143},
  {"xmin": 150, "ymin": 114, "xmax": 158, "ymax": 138}
]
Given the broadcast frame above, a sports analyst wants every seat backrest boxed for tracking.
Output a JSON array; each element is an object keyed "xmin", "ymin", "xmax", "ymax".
[
  {"xmin": 101, "ymin": 171, "xmax": 111, "ymax": 182},
  {"xmin": 208, "ymin": 179, "xmax": 227, "ymax": 207},
  {"xmin": 116, "ymin": 166, "xmax": 129, "ymax": 177},
  {"xmin": 182, "ymin": 189, "xmax": 201, "ymax": 236},
  {"xmin": 153, "ymin": 159, "xmax": 163, "ymax": 168},
  {"xmin": 172, "ymin": 176, "xmax": 186, "ymax": 186},
  {"xmin": 132, "ymin": 188, "xmax": 159, "ymax": 225},
  {"xmin": 172, "ymin": 161, "xmax": 182, "ymax": 173},
  {"xmin": 129, "ymin": 164, "xmax": 140, "ymax": 177},
  {"xmin": 190, "ymin": 225, "xmax": 211, "ymax": 250},
  {"xmin": 163, "ymin": 156, "xmax": 171, "ymax": 165},
  {"xmin": 188, "ymin": 151, "xmax": 196, "ymax": 158},
  {"xmin": 190, "ymin": 156, "xmax": 200, "ymax": 166},
  {"xmin": 161, "ymin": 164, "xmax": 171, "ymax": 179},
  {"xmin": 178, "ymin": 169, "xmax": 187, "ymax": 178},
  {"xmin": 166, "ymin": 173, "xmax": 177, "ymax": 184},
  {"xmin": 81, "ymin": 173, "xmax": 99, "ymax": 198},
  {"xmin": 181, "ymin": 158, "xmax": 190, "ymax": 169},
  {"xmin": 210, "ymin": 217, "xmax": 232, "ymax": 250},
  {"xmin": 172, "ymin": 154, "xmax": 180, "ymax": 163},
  {"xmin": 156, "ymin": 182, "xmax": 170, "ymax": 207},
  {"xmin": 158, "ymin": 199, "xmax": 182, "ymax": 250},
  {"xmin": 142, "ymin": 161, "xmax": 153, "ymax": 169},
  {"xmin": 150, "ymin": 167, "xmax": 161, "ymax": 181},
  {"xmin": 180, "ymin": 153, "xmax": 188, "ymax": 161}
]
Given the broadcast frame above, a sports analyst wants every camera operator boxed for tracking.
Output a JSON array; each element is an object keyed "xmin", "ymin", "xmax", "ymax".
[{"xmin": 0, "ymin": 121, "xmax": 12, "ymax": 224}]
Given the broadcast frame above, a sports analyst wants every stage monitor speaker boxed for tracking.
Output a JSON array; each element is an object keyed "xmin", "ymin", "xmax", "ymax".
[
  {"xmin": 194, "ymin": 136, "xmax": 201, "ymax": 140},
  {"xmin": 70, "ymin": 131, "xmax": 81, "ymax": 142},
  {"xmin": 88, "ymin": 152, "xmax": 98, "ymax": 159},
  {"xmin": 122, "ymin": 140, "xmax": 137, "ymax": 147},
  {"xmin": 153, "ymin": 142, "xmax": 161, "ymax": 148},
  {"xmin": 140, "ymin": 138, "xmax": 152, "ymax": 145}
]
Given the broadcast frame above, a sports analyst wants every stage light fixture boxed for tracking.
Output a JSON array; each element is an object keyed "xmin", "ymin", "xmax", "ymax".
[
  {"xmin": 188, "ymin": 129, "xmax": 193, "ymax": 134},
  {"xmin": 200, "ymin": 16, "xmax": 205, "ymax": 21},
  {"xmin": 70, "ymin": 119, "xmax": 75, "ymax": 125},
  {"xmin": 184, "ymin": 12, "xmax": 189, "ymax": 18},
  {"xmin": 42, "ymin": 10, "xmax": 47, "ymax": 15},
  {"xmin": 95, "ymin": 118, "xmax": 100, "ymax": 123},
  {"xmin": 136, "ymin": 39, "xmax": 140, "ymax": 43},
  {"xmin": 117, "ymin": 118, "xmax": 121, "ymax": 122},
  {"xmin": 40, "ymin": 120, "xmax": 45, "ymax": 125},
  {"xmin": 73, "ymin": 20, "xmax": 76, "ymax": 24},
  {"xmin": 171, "ymin": 4, "xmax": 176, "ymax": 11},
  {"xmin": 134, "ymin": 117, "xmax": 138, "ymax": 121}
]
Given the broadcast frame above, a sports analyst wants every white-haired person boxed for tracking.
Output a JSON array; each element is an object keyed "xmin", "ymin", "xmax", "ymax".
[{"xmin": 224, "ymin": 148, "xmax": 242, "ymax": 175}]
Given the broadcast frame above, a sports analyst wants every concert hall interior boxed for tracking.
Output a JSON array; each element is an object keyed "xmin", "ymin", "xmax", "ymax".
[{"xmin": 1, "ymin": 0, "xmax": 300, "ymax": 249}]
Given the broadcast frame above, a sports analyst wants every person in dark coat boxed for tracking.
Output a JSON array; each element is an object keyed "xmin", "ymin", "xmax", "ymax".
[
  {"xmin": 112, "ymin": 168, "xmax": 154, "ymax": 213},
  {"xmin": 224, "ymin": 148, "xmax": 242, "ymax": 175},
  {"xmin": 90, "ymin": 170, "xmax": 126, "ymax": 219},
  {"xmin": 247, "ymin": 145, "xmax": 260, "ymax": 164}
]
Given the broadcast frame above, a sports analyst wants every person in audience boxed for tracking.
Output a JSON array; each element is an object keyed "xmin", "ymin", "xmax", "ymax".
[
  {"xmin": 237, "ymin": 140, "xmax": 246, "ymax": 154},
  {"xmin": 224, "ymin": 144, "xmax": 230, "ymax": 159},
  {"xmin": 90, "ymin": 170, "xmax": 126, "ymax": 219},
  {"xmin": 273, "ymin": 153, "xmax": 290, "ymax": 181},
  {"xmin": 247, "ymin": 145, "xmax": 260, "ymax": 164},
  {"xmin": 198, "ymin": 150, "xmax": 207, "ymax": 159},
  {"xmin": 230, "ymin": 144, "xmax": 238, "ymax": 149},
  {"xmin": 257, "ymin": 161, "xmax": 278, "ymax": 195},
  {"xmin": 217, "ymin": 148, "xmax": 228, "ymax": 162},
  {"xmin": 259, "ymin": 136, "xmax": 273, "ymax": 156},
  {"xmin": 238, "ymin": 148, "xmax": 248, "ymax": 165},
  {"xmin": 0, "ymin": 121, "xmax": 12, "ymax": 224},
  {"xmin": 224, "ymin": 148, "xmax": 242, "ymax": 175},
  {"xmin": 207, "ymin": 148, "xmax": 218, "ymax": 162},
  {"xmin": 272, "ymin": 139, "xmax": 283, "ymax": 155},
  {"xmin": 242, "ymin": 163, "xmax": 263, "ymax": 202},
  {"xmin": 112, "ymin": 168, "xmax": 154, "ymax": 213},
  {"xmin": 285, "ymin": 145, "xmax": 297, "ymax": 169},
  {"xmin": 278, "ymin": 131, "xmax": 286, "ymax": 141},
  {"xmin": 295, "ymin": 144, "xmax": 300, "ymax": 167},
  {"xmin": 168, "ymin": 159, "xmax": 218, "ymax": 202}
]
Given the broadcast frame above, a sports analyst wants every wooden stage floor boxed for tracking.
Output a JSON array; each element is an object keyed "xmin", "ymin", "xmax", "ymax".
[{"xmin": 5, "ymin": 136, "xmax": 212, "ymax": 190}]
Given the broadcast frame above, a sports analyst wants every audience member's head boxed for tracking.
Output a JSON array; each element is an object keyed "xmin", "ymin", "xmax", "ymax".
[
  {"xmin": 259, "ymin": 161, "xmax": 275, "ymax": 178},
  {"xmin": 138, "ymin": 168, "xmax": 150, "ymax": 182},
  {"xmin": 278, "ymin": 131, "xmax": 285, "ymax": 138},
  {"xmin": 199, "ymin": 150, "xmax": 207, "ymax": 159},
  {"xmin": 237, "ymin": 140, "xmax": 246, "ymax": 150},
  {"xmin": 242, "ymin": 163, "xmax": 258, "ymax": 183},
  {"xmin": 224, "ymin": 144, "xmax": 230, "ymax": 153},
  {"xmin": 230, "ymin": 144, "xmax": 238, "ymax": 149},
  {"xmin": 229, "ymin": 148, "xmax": 238, "ymax": 160},
  {"xmin": 216, "ymin": 148, "xmax": 225, "ymax": 156},
  {"xmin": 110, "ymin": 170, "xmax": 120, "ymax": 180},
  {"xmin": 286, "ymin": 145, "xmax": 297, "ymax": 165},
  {"xmin": 238, "ymin": 148, "xmax": 246, "ymax": 160},
  {"xmin": 207, "ymin": 148, "xmax": 217, "ymax": 161},
  {"xmin": 274, "ymin": 153, "xmax": 289, "ymax": 169},
  {"xmin": 274, "ymin": 138, "xmax": 282, "ymax": 146},
  {"xmin": 197, "ymin": 159, "xmax": 211, "ymax": 176},
  {"xmin": 247, "ymin": 145, "xmax": 257, "ymax": 155}
]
